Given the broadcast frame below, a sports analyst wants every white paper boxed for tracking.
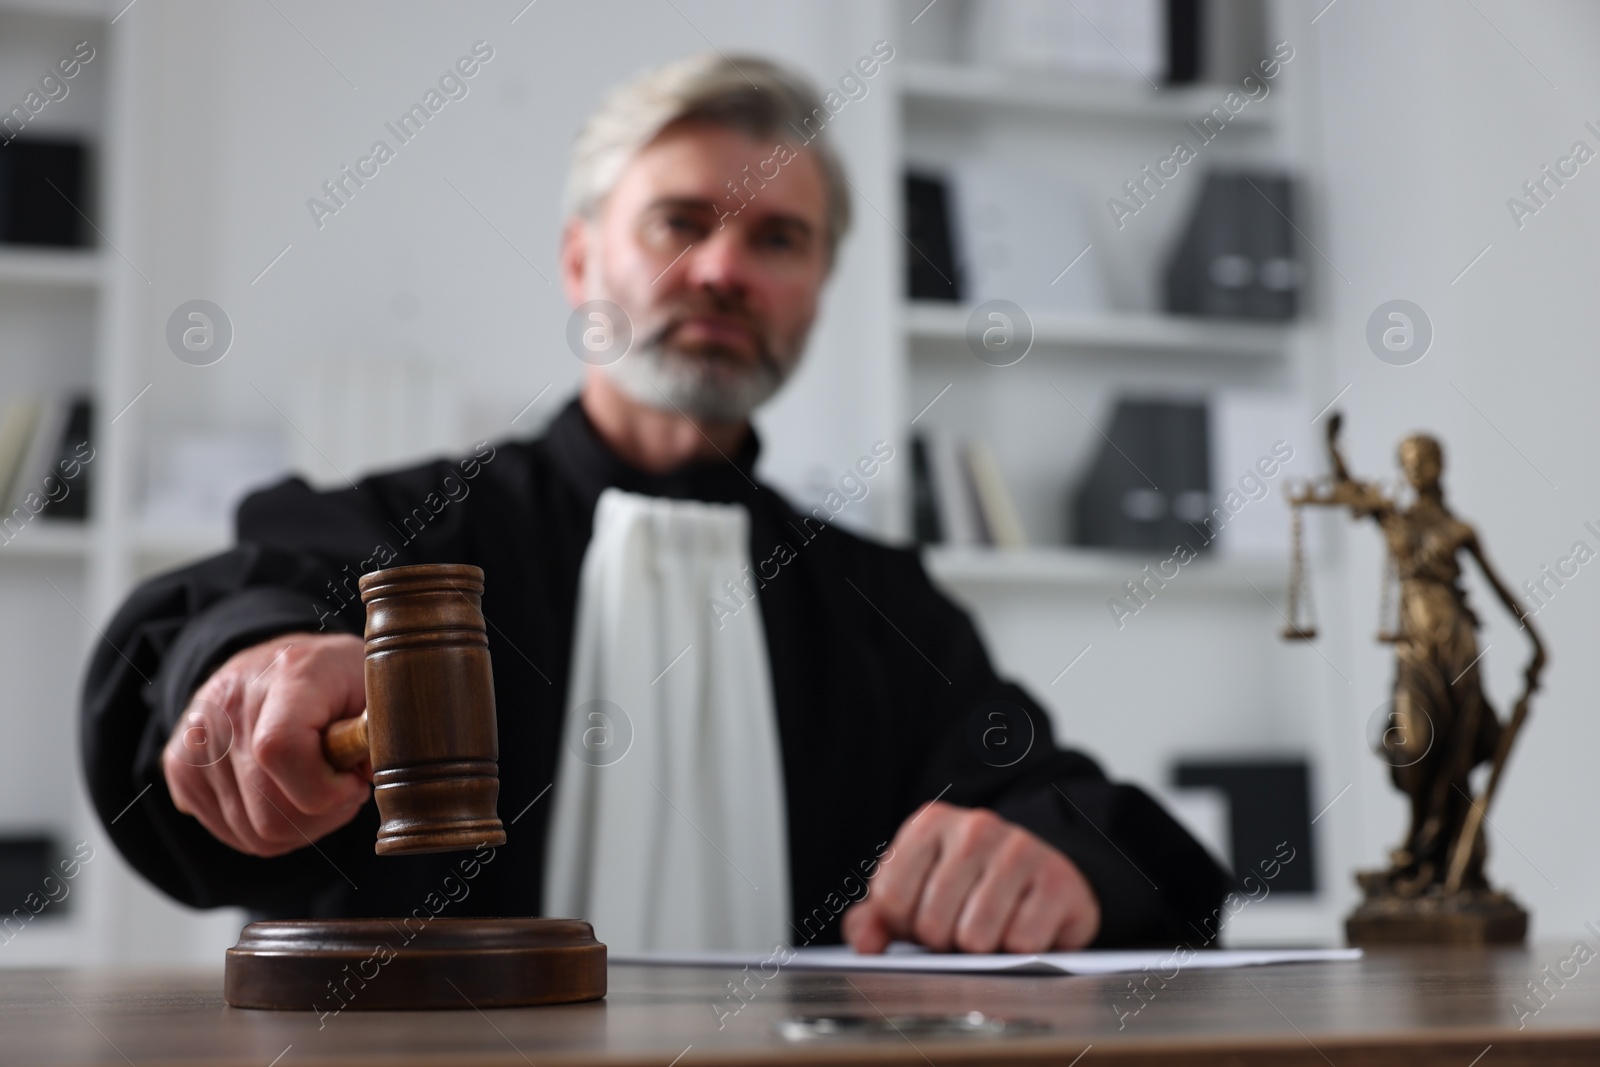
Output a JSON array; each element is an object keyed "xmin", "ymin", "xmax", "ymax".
[
  {"xmin": 611, "ymin": 942, "xmax": 1362, "ymax": 976},
  {"xmin": 1209, "ymin": 391, "xmax": 1313, "ymax": 558},
  {"xmin": 949, "ymin": 163, "xmax": 1107, "ymax": 315}
]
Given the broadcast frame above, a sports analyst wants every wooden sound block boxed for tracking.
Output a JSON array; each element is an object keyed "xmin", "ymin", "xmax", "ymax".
[{"xmin": 224, "ymin": 918, "xmax": 606, "ymax": 1011}]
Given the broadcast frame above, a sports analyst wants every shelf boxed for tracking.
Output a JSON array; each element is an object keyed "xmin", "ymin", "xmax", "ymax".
[
  {"xmin": 135, "ymin": 525, "xmax": 230, "ymax": 562},
  {"xmin": 0, "ymin": 0, "xmax": 108, "ymax": 15},
  {"xmin": 0, "ymin": 249, "xmax": 102, "ymax": 291},
  {"xmin": 906, "ymin": 302, "xmax": 1291, "ymax": 359},
  {"xmin": 899, "ymin": 62, "xmax": 1279, "ymax": 128},
  {"xmin": 924, "ymin": 545, "xmax": 1284, "ymax": 595},
  {"xmin": 0, "ymin": 521, "xmax": 90, "ymax": 561}
]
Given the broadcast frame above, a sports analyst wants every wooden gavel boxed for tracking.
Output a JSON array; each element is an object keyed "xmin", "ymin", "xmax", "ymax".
[
  {"xmin": 225, "ymin": 562, "xmax": 605, "ymax": 1012},
  {"xmin": 319, "ymin": 563, "xmax": 506, "ymax": 856}
]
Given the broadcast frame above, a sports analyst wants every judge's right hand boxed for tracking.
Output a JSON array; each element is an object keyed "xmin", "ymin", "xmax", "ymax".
[{"xmin": 162, "ymin": 632, "xmax": 371, "ymax": 857}]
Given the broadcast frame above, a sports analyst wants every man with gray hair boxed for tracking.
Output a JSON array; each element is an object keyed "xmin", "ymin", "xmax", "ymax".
[{"xmin": 83, "ymin": 53, "xmax": 1226, "ymax": 956}]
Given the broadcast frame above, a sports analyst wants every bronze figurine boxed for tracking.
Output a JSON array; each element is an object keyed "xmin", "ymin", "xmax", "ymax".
[{"xmin": 1283, "ymin": 413, "xmax": 1546, "ymax": 944}]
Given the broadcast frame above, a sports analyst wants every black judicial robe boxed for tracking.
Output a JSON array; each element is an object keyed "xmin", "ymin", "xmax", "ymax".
[{"xmin": 81, "ymin": 398, "xmax": 1229, "ymax": 947}]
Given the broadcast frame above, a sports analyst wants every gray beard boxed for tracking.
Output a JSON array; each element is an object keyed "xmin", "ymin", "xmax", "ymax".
[
  {"xmin": 602, "ymin": 340, "xmax": 789, "ymax": 423},
  {"xmin": 583, "ymin": 235, "xmax": 801, "ymax": 422}
]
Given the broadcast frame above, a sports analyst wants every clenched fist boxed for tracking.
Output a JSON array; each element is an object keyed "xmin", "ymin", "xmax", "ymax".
[
  {"xmin": 841, "ymin": 801, "xmax": 1100, "ymax": 954},
  {"xmin": 162, "ymin": 632, "xmax": 370, "ymax": 856}
]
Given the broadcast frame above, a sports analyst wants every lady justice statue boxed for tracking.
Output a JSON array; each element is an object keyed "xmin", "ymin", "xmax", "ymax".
[{"xmin": 1283, "ymin": 413, "xmax": 1546, "ymax": 944}]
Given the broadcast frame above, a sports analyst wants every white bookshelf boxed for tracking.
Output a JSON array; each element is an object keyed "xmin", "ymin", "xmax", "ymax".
[
  {"xmin": 900, "ymin": 59, "xmax": 1282, "ymax": 128},
  {"xmin": 0, "ymin": 248, "xmax": 103, "ymax": 289},
  {"xmin": 906, "ymin": 301, "xmax": 1293, "ymax": 360},
  {"xmin": 889, "ymin": 0, "xmax": 1314, "ymax": 564},
  {"xmin": 0, "ymin": 0, "xmax": 1348, "ymax": 963},
  {"xmin": 0, "ymin": 0, "xmax": 104, "ymax": 974},
  {"xmin": 0, "ymin": 0, "xmax": 105, "ymax": 14},
  {"xmin": 0, "ymin": 0, "xmax": 227, "ymax": 971},
  {"xmin": 925, "ymin": 545, "xmax": 1284, "ymax": 593},
  {"xmin": 0, "ymin": 522, "xmax": 93, "ymax": 560},
  {"xmin": 889, "ymin": 0, "xmax": 1343, "ymax": 945}
]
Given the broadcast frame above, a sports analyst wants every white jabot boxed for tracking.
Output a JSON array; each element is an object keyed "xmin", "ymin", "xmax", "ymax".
[{"xmin": 543, "ymin": 487, "xmax": 791, "ymax": 953}]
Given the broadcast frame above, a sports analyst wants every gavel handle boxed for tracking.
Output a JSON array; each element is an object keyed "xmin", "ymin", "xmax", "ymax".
[{"xmin": 322, "ymin": 711, "xmax": 370, "ymax": 772}]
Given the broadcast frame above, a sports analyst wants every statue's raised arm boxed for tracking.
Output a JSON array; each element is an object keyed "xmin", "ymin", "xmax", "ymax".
[{"xmin": 1289, "ymin": 411, "xmax": 1393, "ymax": 519}]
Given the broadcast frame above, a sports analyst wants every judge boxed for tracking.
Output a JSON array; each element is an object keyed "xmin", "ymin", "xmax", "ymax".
[{"xmin": 82, "ymin": 53, "xmax": 1227, "ymax": 955}]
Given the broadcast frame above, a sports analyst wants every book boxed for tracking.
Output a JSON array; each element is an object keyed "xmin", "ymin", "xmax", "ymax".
[
  {"xmin": 38, "ymin": 396, "xmax": 92, "ymax": 520},
  {"xmin": 1164, "ymin": 0, "xmax": 1204, "ymax": 85},
  {"xmin": 928, "ymin": 431, "xmax": 984, "ymax": 546},
  {"xmin": 964, "ymin": 440, "xmax": 1028, "ymax": 549},
  {"xmin": 904, "ymin": 172, "xmax": 963, "ymax": 302},
  {"xmin": 0, "ymin": 397, "xmax": 41, "ymax": 511},
  {"xmin": 909, "ymin": 435, "xmax": 944, "ymax": 545},
  {"xmin": 7, "ymin": 396, "xmax": 68, "ymax": 514}
]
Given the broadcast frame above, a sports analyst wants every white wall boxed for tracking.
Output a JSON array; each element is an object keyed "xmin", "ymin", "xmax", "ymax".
[
  {"xmin": 1301, "ymin": 0, "xmax": 1600, "ymax": 940},
  {"xmin": 125, "ymin": 0, "xmax": 898, "ymax": 527}
]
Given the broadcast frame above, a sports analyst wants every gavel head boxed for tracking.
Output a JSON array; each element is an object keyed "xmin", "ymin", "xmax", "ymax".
[{"xmin": 358, "ymin": 563, "xmax": 507, "ymax": 856}]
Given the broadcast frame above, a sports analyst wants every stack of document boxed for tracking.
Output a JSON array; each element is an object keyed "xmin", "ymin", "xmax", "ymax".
[{"xmin": 613, "ymin": 943, "xmax": 1362, "ymax": 976}]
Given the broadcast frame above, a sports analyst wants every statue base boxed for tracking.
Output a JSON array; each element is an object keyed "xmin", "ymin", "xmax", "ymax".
[{"xmin": 1345, "ymin": 870, "xmax": 1527, "ymax": 946}]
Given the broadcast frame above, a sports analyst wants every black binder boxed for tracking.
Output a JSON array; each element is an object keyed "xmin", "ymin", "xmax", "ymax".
[
  {"xmin": 1163, "ymin": 171, "xmax": 1299, "ymax": 321},
  {"xmin": 0, "ymin": 139, "xmax": 89, "ymax": 247},
  {"xmin": 0, "ymin": 836, "xmax": 58, "ymax": 918},
  {"xmin": 1175, "ymin": 758, "xmax": 1317, "ymax": 894},
  {"xmin": 1072, "ymin": 398, "xmax": 1212, "ymax": 552}
]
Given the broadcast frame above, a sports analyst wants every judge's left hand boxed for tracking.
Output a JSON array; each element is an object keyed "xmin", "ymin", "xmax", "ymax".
[{"xmin": 841, "ymin": 801, "xmax": 1100, "ymax": 954}]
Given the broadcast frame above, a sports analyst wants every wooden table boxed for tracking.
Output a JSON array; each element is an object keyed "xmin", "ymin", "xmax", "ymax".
[{"xmin": 5, "ymin": 944, "xmax": 1598, "ymax": 1065}]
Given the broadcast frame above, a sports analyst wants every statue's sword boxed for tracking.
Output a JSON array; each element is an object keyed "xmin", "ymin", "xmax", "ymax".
[{"xmin": 1444, "ymin": 690, "xmax": 1532, "ymax": 893}]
